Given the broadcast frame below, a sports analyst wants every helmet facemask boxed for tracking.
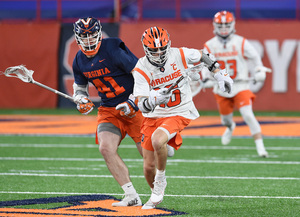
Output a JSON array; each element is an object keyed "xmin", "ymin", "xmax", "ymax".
[
  {"xmin": 74, "ymin": 17, "xmax": 102, "ymax": 57},
  {"xmin": 213, "ymin": 21, "xmax": 235, "ymax": 39},
  {"xmin": 213, "ymin": 11, "xmax": 236, "ymax": 39},
  {"xmin": 141, "ymin": 26, "xmax": 171, "ymax": 68},
  {"xmin": 143, "ymin": 41, "xmax": 171, "ymax": 67}
]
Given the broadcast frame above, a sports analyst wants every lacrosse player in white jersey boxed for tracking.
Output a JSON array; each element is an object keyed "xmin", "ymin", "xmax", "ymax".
[
  {"xmin": 203, "ymin": 11, "xmax": 271, "ymax": 157},
  {"xmin": 132, "ymin": 26, "xmax": 233, "ymax": 209}
]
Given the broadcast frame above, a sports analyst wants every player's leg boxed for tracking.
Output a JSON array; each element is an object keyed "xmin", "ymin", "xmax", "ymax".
[
  {"xmin": 214, "ymin": 94, "xmax": 235, "ymax": 145},
  {"xmin": 97, "ymin": 123, "xmax": 141, "ymax": 206},
  {"xmin": 239, "ymin": 105, "xmax": 268, "ymax": 157},
  {"xmin": 221, "ymin": 112, "xmax": 236, "ymax": 145},
  {"xmin": 141, "ymin": 116, "xmax": 190, "ymax": 209},
  {"xmin": 166, "ymin": 144, "xmax": 175, "ymax": 157},
  {"xmin": 142, "ymin": 128, "xmax": 169, "ymax": 209}
]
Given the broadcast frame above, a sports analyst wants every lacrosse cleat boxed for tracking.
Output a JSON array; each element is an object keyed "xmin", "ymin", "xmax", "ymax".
[
  {"xmin": 142, "ymin": 178, "xmax": 167, "ymax": 209},
  {"xmin": 142, "ymin": 199, "xmax": 157, "ymax": 210},
  {"xmin": 167, "ymin": 144, "xmax": 175, "ymax": 157},
  {"xmin": 112, "ymin": 193, "xmax": 142, "ymax": 207},
  {"xmin": 221, "ymin": 122, "xmax": 236, "ymax": 145},
  {"xmin": 256, "ymin": 143, "xmax": 269, "ymax": 158}
]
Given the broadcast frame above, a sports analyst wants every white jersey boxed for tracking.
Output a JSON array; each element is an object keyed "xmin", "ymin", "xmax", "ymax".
[
  {"xmin": 204, "ymin": 34, "xmax": 262, "ymax": 97},
  {"xmin": 133, "ymin": 47, "xmax": 200, "ymax": 120}
]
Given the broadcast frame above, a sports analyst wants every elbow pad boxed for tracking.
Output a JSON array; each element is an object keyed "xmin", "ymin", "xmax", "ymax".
[
  {"xmin": 200, "ymin": 53, "xmax": 220, "ymax": 72},
  {"xmin": 73, "ymin": 83, "xmax": 89, "ymax": 98}
]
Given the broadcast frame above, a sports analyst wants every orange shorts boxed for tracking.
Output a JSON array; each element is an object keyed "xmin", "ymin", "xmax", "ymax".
[
  {"xmin": 95, "ymin": 106, "xmax": 143, "ymax": 144},
  {"xmin": 214, "ymin": 90, "xmax": 256, "ymax": 115},
  {"xmin": 141, "ymin": 116, "xmax": 191, "ymax": 151}
]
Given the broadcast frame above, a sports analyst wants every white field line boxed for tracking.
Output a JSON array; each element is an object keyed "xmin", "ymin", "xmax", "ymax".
[
  {"xmin": 1, "ymin": 143, "xmax": 300, "ymax": 151},
  {"xmin": 1, "ymin": 157, "xmax": 300, "ymax": 165},
  {"xmin": 0, "ymin": 191, "xmax": 299, "ymax": 199},
  {"xmin": 1, "ymin": 172, "xmax": 300, "ymax": 180}
]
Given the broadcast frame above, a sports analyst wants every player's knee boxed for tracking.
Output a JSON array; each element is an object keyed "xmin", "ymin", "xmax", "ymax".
[
  {"xmin": 144, "ymin": 161, "xmax": 155, "ymax": 174},
  {"xmin": 151, "ymin": 137, "xmax": 163, "ymax": 151},
  {"xmin": 99, "ymin": 142, "xmax": 114, "ymax": 156}
]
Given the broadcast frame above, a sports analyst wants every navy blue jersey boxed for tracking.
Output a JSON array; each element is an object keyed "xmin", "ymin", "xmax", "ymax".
[{"xmin": 73, "ymin": 38, "xmax": 138, "ymax": 107}]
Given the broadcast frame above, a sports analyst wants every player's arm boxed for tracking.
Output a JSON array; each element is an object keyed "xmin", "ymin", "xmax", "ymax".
[
  {"xmin": 244, "ymin": 39, "xmax": 272, "ymax": 82},
  {"xmin": 73, "ymin": 83, "xmax": 95, "ymax": 115},
  {"xmin": 132, "ymin": 68, "xmax": 171, "ymax": 113},
  {"xmin": 72, "ymin": 62, "xmax": 94, "ymax": 115},
  {"xmin": 199, "ymin": 50, "xmax": 233, "ymax": 93}
]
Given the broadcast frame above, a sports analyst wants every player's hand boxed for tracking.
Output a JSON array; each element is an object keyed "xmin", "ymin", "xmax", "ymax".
[
  {"xmin": 74, "ymin": 95, "xmax": 95, "ymax": 115},
  {"xmin": 149, "ymin": 88, "xmax": 172, "ymax": 107},
  {"xmin": 116, "ymin": 94, "xmax": 139, "ymax": 118},
  {"xmin": 254, "ymin": 66, "xmax": 272, "ymax": 82},
  {"xmin": 213, "ymin": 69, "xmax": 233, "ymax": 93}
]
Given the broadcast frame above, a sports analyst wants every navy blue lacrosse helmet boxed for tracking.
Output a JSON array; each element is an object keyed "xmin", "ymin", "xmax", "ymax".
[{"xmin": 73, "ymin": 17, "xmax": 102, "ymax": 57}]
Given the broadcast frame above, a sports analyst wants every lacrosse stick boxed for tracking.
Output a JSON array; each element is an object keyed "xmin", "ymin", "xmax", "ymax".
[
  {"xmin": 166, "ymin": 63, "xmax": 205, "ymax": 94},
  {"xmin": 166, "ymin": 76, "xmax": 185, "ymax": 94},
  {"xmin": 1, "ymin": 65, "xmax": 75, "ymax": 102}
]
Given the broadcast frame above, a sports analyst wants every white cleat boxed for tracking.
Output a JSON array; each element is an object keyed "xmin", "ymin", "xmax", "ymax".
[
  {"xmin": 142, "ymin": 179, "xmax": 167, "ymax": 210},
  {"xmin": 142, "ymin": 199, "xmax": 158, "ymax": 210},
  {"xmin": 167, "ymin": 144, "xmax": 175, "ymax": 157},
  {"xmin": 256, "ymin": 143, "xmax": 269, "ymax": 158},
  {"xmin": 112, "ymin": 194, "xmax": 142, "ymax": 207},
  {"xmin": 221, "ymin": 122, "xmax": 236, "ymax": 145}
]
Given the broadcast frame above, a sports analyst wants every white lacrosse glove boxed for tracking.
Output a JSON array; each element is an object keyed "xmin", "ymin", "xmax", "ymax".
[
  {"xmin": 213, "ymin": 69, "xmax": 233, "ymax": 93},
  {"xmin": 115, "ymin": 94, "xmax": 139, "ymax": 118},
  {"xmin": 74, "ymin": 95, "xmax": 95, "ymax": 115},
  {"xmin": 254, "ymin": 66, "xmax": 272, "ymax": 82},
  {"xmin": 148, "ymin": 88, "xmax": 172, "ymax": 108}
]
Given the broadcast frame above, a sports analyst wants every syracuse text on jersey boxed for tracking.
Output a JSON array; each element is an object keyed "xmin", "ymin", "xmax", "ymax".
[{"xmin": 151, "ymin": 63, "xmax": 182, "ymax": 87}]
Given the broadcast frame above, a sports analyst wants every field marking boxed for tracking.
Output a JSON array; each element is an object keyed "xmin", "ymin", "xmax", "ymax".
[
  {"xmin": 0, "ymin": 191, "xmax": 299, "ymax": 200},
  {"xmin": 1, "ymin": 172, "xmax": 300, "ymax": 180},
  {"xmin": 1, "ymin": 157, "xmax": 300, "ymax": 165},
  {"xmin": 1, "ymin": 143, "xmax": 300, "ymax": 151}
]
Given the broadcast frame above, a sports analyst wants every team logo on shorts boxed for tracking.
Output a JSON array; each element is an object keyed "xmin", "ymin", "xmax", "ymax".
[
  {"xmin": 141, "ymin": 134, "xmax": 145, "ymax": 142},
  {"xmin": 0, "ymin": 194, "xmax": 186, "ymax": 216}
]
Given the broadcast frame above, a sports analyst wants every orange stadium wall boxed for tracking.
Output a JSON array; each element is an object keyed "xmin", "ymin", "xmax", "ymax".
[
  {"xmin": 1, "ymin": 21, "xmax": 300, "ymax": 111},
  {"xmin": 0, "ymin": 23, "xmax": 60, "ymax": 108},
  {"xmin": 119, "ymin": 21, "xmax": 300, "ymax": 111}
]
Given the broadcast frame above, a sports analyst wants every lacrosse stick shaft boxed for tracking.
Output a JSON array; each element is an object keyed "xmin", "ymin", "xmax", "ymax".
[
  {"xmin": 32, "ymin": 80, "xmax": 74, "ymax": 102},
  {"xmin": 166, "ymin": 76, "xmax": 184, "ymax": 93}
]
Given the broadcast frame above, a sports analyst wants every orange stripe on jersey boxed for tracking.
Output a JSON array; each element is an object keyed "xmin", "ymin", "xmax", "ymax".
[
  {"xmin": 204, "ymin": 44, "xmax": 211, "ymax": 53},
  {"xmin": 179, "ymin": 48, "xmax": 188, "ymax": 69},
  {"xmin": 241, "ymin": 38, "xmax": 246, "ymax": 57},
  {"xmin": 134, "ymin": 67, "xmax": 150, "ymax": 85}
]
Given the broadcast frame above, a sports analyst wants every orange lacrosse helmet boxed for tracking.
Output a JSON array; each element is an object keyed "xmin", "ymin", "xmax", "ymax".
[
  {"xmin": 141, "ymin": 26, "xmax": 171, "ymax": 67},
  {"xmin": 213, "ymin": 11, "xmax": 235, "ymax": 38}
]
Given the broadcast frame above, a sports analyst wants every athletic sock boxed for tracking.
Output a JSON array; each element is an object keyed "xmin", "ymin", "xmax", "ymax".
[
  {"xmin": 155, "ymin": 169, "xmax": 166, "ymax": 181},
  {"xmin": 255, "ymin": 138, "xmax": 264, "ymax": 147},
  {"xmin": 122, "ymin": 182, "xmax": 137, "ymax": 195}
]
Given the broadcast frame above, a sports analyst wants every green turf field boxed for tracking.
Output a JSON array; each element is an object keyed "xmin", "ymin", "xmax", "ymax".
[{"xmin": 0, "ymin": 134, "xmax": 299, "ymax": 216}]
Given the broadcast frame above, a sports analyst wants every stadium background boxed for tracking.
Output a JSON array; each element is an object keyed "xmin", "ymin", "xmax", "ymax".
[{"xmin": 0, "ymin": 0, "xmax": 300, "ymax": 111}]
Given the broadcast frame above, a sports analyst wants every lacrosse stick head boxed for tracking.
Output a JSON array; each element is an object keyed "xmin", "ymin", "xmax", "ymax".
[{"xmin": 2, "ymin": 65, "xmax": 34, "ymax": 83}]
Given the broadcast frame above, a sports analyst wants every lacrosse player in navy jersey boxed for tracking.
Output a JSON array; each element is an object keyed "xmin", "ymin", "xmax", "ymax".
[{"xmin": 72, "ymin": 17, "xmax": 144, "ymax": 207}]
